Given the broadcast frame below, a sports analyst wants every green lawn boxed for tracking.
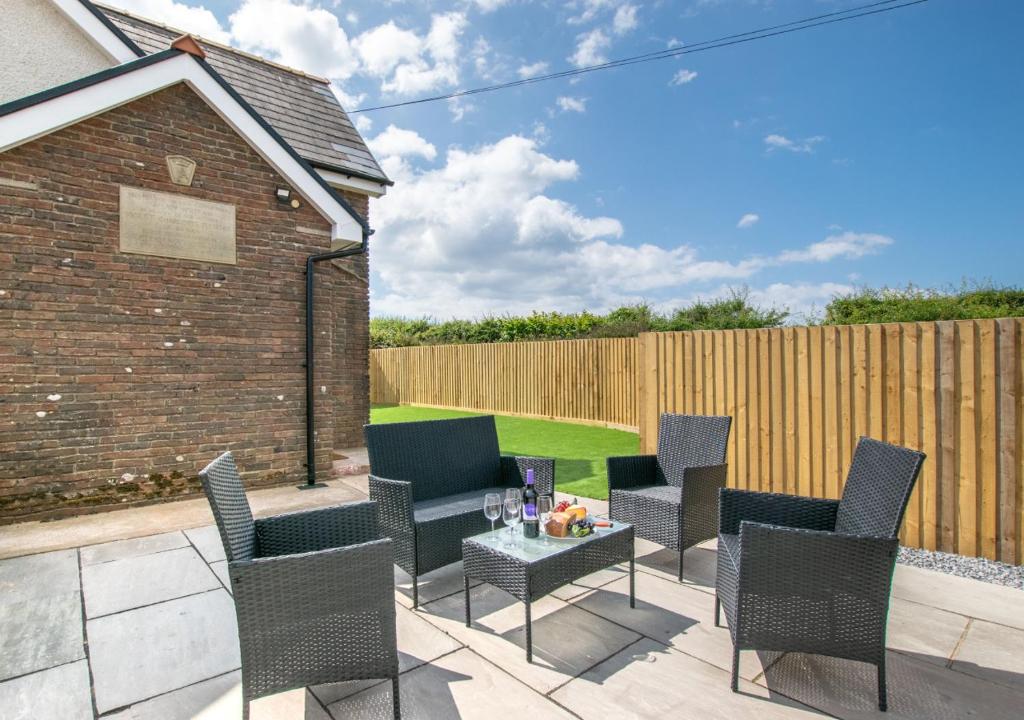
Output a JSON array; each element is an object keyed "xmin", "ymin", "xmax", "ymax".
[{"xmin": 369, "ymin": 405, "xmax": 639, "ymax": 500}]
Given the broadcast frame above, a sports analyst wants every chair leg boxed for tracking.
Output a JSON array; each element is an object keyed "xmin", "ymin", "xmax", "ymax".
[
  {"xmin": 677, "ymin": 548, "xmax": 684, "ymax": 582},
  {"xmin": 730, "ymin": 645, "xmax": 739, "ymax": 692},
  {"xmin": 714, "ymin": 595, "xmax": 721, "ymax": 627},
  {"xmin": 412, "ymin": 575, "xmax": 418, "ymax": 609},
  {"xmin": 392, "ymin": 675, "xmax": 402, "ymax": 719},
  {"xmin": 877, "ymin": 658, "xmax": 888, "ymax": 712}
]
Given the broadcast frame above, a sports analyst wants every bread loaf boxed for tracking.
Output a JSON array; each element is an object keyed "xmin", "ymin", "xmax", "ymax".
[{"xmin": 544, "ymin": 511, "xmax": 573, "ymax": 538}]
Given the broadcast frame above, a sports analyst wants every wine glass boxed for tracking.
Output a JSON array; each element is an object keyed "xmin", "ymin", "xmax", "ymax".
[
  {"xmin": 505, "ymin": 488, "xmax": 520, "ymax": 503},
  {"xmin": 537, "ymin": 495, "xmax": 553, "ymax": 545},
  {"xmin": 484, "ymin": 492, "xmax": 502, "ymax": 534},
  {"xmin": 502, "ymin": 496, "xmax": 522, "ymax": 547}
]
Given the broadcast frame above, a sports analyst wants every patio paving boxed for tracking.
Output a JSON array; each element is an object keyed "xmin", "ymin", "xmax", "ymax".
[{"xmin": 0, "ymin": 478, "xmax": 1022, "ymax": 719}]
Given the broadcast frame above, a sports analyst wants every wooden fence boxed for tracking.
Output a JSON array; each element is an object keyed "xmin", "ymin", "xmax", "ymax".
[
  {"xmin": 370, "ymin": 337, "xmax": 638, "ymax": 429},
  {"xmin": 370, "ymin": 319, "xmax": 1024, "ymax": 563}
]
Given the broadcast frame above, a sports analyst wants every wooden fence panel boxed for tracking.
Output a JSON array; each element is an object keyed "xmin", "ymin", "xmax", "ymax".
[{"xmin": 634, "ymin": 320, "xmax": 1024, "ymax": 563}]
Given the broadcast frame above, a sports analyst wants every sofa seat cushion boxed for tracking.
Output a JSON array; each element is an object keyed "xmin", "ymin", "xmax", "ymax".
[
  {"xmin": 622, "ymin": 484, "xmax": 683, "ymax": 505},
  {"xmin": 413, "ymin": 486, "xmax": 509, "ymax": 524}
]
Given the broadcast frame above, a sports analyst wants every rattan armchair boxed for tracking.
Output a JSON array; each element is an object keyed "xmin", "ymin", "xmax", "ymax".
[
  {"xmin": 714, "ymin": 437, "xmax": 925, "ymax": 711},
  {"xmin": 365, "ymin": 415, "xmax": 554, "ymax": 608},
  {"xmin": 607, "ymin": 413, "xmax": 732, "ymax": 580},
  {"xmin": 199, "ymin": 452, "xmax": 400, "ymax": 720}
]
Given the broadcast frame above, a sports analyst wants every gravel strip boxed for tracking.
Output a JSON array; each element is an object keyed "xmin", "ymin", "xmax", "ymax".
[{"xmin": 898, "ymin": 546, "xmax": 1024, "ymax": 590}]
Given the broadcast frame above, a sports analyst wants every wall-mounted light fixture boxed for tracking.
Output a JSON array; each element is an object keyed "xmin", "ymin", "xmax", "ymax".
[{"xmin": 275, "ymin": 187, "xmax": 301, "ymax": 209}]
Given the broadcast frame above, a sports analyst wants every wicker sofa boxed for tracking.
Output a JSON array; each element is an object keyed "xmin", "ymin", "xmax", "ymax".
[
  {"xmin": 199, "ymin": 452, "xmax": 400, "ymax": 719},
  {"xmin": 715, "ymin": 436, "xmax": 925, "ymax": 711},
  {"xmin": 365, "ymin": 415, "xmax": 554, "ymax": 608},
  {"xmin": 607, "ymin": 413, "xmax": 732, "ymax": 581}
]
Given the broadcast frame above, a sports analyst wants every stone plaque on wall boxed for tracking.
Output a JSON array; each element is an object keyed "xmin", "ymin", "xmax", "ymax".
[{"xmin": 119, "ymin": 186, "xmax": 236, "ymax": 265}]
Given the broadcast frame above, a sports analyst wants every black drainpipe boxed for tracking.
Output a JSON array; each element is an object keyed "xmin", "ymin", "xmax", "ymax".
[{"xmin": 301, "ymin": 227, "xmax": 370, "ymax": 489}]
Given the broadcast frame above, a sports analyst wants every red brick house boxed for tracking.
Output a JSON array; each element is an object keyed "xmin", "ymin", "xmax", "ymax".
[{"xmin": 0, "ymin": 0, "xmax": 391, "ymax": 521}]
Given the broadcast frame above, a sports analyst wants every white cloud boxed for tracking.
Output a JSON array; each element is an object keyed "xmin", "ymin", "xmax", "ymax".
[
  {"xmin": 469, "ymin": 0, "xmax": 513, "ymax": 11},
  {"xmin": 764, "ymin": 133, "xmax": 825, "ymax": 154},
  {"xmin": 352, "ymin": 22, "xmax": 422, "ymax": 77},
  {"xmin": 777, "ymin": 232, "xmax": 893, "ymax": 263},
  {"xmin": 667, "ymin": 37, "xmax": 683, "ymax": 49},
  {"xmin": 669, "ymin": 69, "xmax": 698, "ymax": 86},
  {"xmin": 102, "ymin": 0, "xmax": 229, "ymax": 43},
  {"xmin": 568, "ymin": 0, "xmax": 617, "ymax": 25},
  {"xmin": 612, "ymin": 4, "xmax": 638, "ymax": 35},
  {"xmin": 518, "ymin": 61, "xmax": 550, "ymax": 78},
  {"xmin": 737, "ymin": 213, "xmax": 759, "ymax": 229},
  {"xmin": 353, "ymin": 115, "xmax": 373, "ymax": 133},
  {"xmin": 367, "ymin": 125, "xmax": 437, "ymax": 161},
  {"xmin": 448, "ymin": 96, "xmax": 476, "ymax": 122},
  {"xmin": 368, "ymin": 129, "xmax": 895, "ymax": 318},
  {"xmin": 229, "ymin": 0, "xmax": 358, "ymax": 79},
  {"xmin": 377, "ymin": 12, "xmax": 467, "ymax": 95},
  {"xmin": 556, "ymin": 96, "xmax": 587, "ymax": 113},
  {"xmin": 570, "ymin": 28, "xmax": 611, "ymax": 67}
]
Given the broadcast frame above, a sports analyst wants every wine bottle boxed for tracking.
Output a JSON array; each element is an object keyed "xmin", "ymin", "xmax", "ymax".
[{"xmin": 522, "ymin": 469, "xmax": 539, "ymax": 539}]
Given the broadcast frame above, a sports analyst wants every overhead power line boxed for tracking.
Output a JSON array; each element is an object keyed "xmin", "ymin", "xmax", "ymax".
[{"xmin": 349, "ymin": 0, "xmax": 929, "ymax": 114}]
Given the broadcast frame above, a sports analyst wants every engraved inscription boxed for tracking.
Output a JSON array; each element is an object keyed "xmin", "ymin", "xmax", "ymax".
[{"xmin": 119, "ymin": 186, "xmax": 236, "ymax": 265}]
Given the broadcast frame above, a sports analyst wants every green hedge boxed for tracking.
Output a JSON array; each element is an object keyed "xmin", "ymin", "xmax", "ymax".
[{"xmin": 370, "ymin": 285, "xmax": 1024, "ymax": 349}]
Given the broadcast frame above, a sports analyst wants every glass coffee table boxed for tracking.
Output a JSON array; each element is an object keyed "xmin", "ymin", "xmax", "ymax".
[{"xmin": 461, "ymin": 523, "xmax": 635, "ymax": 662}]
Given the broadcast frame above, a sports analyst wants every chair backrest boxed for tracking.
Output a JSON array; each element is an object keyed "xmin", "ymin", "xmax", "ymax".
[
  {"xmin": 835, "ymin": 437, "xmax": 925, "ymax": 538},
  {"xmin": 656, "ymin": 414, "xmax": 732, "ymax": 487},
  {"xmin": 364, "ymin": 415, "xmax": 502, "ymax": 502},
  {"xmin": 198, "ymin": 452, "xmax": 256, "ymax": 562}
]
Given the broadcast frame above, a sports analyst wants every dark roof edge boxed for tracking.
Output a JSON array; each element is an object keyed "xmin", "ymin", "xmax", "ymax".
[
  {"xmin": 79, "ymin": 0, "xmax": 146, "ymax": 57},
  {"xmin": 311, "ymin": 159, "xmax": 394, "ymax": 187},
  {"xmin": 0, "ymin": 49, "xmax": 175, "ymax": 119},
  {"xmin": 193, "ymin": 56, "xmax": 370, "ymax": 233}
]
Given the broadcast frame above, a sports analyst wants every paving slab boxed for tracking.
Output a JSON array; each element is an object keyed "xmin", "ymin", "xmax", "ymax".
[
  {"xmin": 185, "ymin": 525, "xmax": 227, "ymax": 564},
  {"xmin": 421, "ymin": 582, "xmax": 640, "ymax": 694},
  {"xmin": 0, "ymin": 549, "xmax": 79, "ymax": 602},
  {"xmin": 951, "ymin": 619, "xmax": 1024, "ymax": 692},
  {"xmin": 394, "ymin": 562, "xmax": 482, "ymax": 609},
  {"xmin": 552, "ymin": 637, "xmax": 821, "ymax": 719},
  {"xmin": 209, "ymin": 559, "xmax": 231, "ymax": 591},
  {"xmin": 886, "ymin": 599, "xmax": 968, "ymax": 667},
  {"xmin": 892, "ymin": 564, "xmax": 1024, "ymax": 630},
  {"xmin": 82, "ymin": 546, "xmax": 221, "ymax": 617},
  {"xmin": 548, "ymin": 562, "xmax": 629, "ymax": 601},
  {"xmin": 312, "ymin": 603, "xmax": 465, "ymax": 706},
  {"xmin": 0, "ymin": 660, "xmax": 92, "ymax": 720},
  {"xmin": 87, "ymin": 589, "xmax": 240, "ymax": 713},
  {"xmin": 571, "ymin": 571, "xmax": 777, "ymax": 681},
  {"xmin": 0, "ymin": 592, "xmax": 85, "ymax": 681},
  {"xmin": 631, "ymin": 537, "xmax": 717, "ymax": 591},
  {"xmin": 80, "ymin": 530, "xmax": 189, "ymax": 566},
  {"xmin": 326, "ymin": 648, "xmax": 575, "ymax": 720},
  {"xmin": 759, "ymin": 650, "xmax": 1024, "ymax": 719}
]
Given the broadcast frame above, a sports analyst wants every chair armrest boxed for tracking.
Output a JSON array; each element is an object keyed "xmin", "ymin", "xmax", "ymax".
[
  {"xmin": 501, "ymin": 456, "xmax": 555, "ymax": 496},
  {"xmin": 607, "ymin": 455, "xmax": 658, "ymax": 491},
  {"xmin": 738, "ymin": 521, "xmax": 898, "ymax": 599},
  {"xmin": 368, "ymin": 474, "xmax": 415, "ymax": 531},
  {"xmin": 719, "ymin": 488, "xmax": 838, "ymax": 536},
  {"xmin": 254, "ymin": 501, "xmax": 379, "ymax": 557},
  {"xmin": 230, "ymin": 538, "xmax": 395, "ymax": 615}
]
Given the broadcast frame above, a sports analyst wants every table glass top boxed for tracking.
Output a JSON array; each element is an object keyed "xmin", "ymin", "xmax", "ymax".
[{"xmin": 465, "ymin": 522, "xmax": 631, "ymax": 563}]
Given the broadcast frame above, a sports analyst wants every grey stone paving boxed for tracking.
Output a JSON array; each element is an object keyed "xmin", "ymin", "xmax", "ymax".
[{"xmin": 1, "ymin": 506, "xmax": 1022, "ymax": 719}]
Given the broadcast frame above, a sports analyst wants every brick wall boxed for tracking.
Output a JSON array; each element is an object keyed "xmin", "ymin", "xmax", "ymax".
[{"xmin": 0, "ymin": 83, "xmax": 370, "ymax": 522}]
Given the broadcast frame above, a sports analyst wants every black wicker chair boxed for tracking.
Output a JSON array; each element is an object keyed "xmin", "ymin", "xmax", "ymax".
[
  {"xmin": 715, "ymin": 436, "xmax": 925, "ymax": 711},
  {"xmin": 199, "ymin": 452, "xmax": 400, "ymax": 720},
  {"xmin": 365, "ymin": 415, "xmax": 554, "ymax": 608},
  {"xmin": 607, "ymin": 413, "xmax": 732, "ymax": 581}
]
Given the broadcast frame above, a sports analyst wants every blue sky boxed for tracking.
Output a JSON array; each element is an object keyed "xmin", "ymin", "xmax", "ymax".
[{"xmin": 105, "ymin": 0, "xmax": 1023, "ymax": 320}]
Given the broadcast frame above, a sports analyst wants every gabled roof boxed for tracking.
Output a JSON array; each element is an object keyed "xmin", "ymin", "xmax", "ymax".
[
  {"xmin": 0, "ymin": 49, "xmax": 368, "ymax": 244},
  {"xmin": 96, "ymin": 3, "xmax": 390, "ymax": 186}
]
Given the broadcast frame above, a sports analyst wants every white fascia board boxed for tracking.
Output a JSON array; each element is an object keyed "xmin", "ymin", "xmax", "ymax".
[
  {"xmin": 0, "ymin": 53, "xmax": 363, "ymax": 244},
  {"xmin": 50, "ymin": 0, "xmax": 141, "ymax": 64},
  {"xmin": 317, "ymin": 168, "xmax": 388, "ymax": 199}
]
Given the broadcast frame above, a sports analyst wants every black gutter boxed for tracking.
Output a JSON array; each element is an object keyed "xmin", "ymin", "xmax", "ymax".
[{"xmin": 302, "ymin": 230, "xmax": 370, "ymax": 488}]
